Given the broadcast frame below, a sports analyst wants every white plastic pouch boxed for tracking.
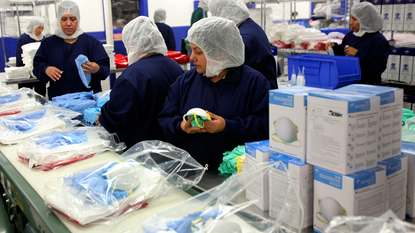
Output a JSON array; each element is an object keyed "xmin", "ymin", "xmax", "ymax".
[{"xmin": 0, "ymin": 87, "xmax": 48, "ymax": 117}]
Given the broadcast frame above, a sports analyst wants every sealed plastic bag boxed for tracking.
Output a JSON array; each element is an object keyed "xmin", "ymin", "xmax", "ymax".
[
  {"xmin": 140, "ymin": 161, "xmax": 303, "ymax": 233},
  {"xmin": 0, "ymin": 106, "xmax": 79, "ymax": 145},
  {"xmin": 0, "ymin": 88, "xmax": 48, "ymax": 116},
  {"xmin": 44, "ymin": 140, "xmax": 206, "ymax": 225},
  {"xmin": 17, "ymin": 127, "xmax": 126, "ymax": 170}
]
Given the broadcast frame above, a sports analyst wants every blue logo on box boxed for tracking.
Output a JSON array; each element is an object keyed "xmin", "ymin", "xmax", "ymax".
[
  {"xmin": 315, "ymin": 167, "xmax": 343, "ymax": 189},
  {"xmin": 269, "ymin": 92, "xmax": 294, "ymax": 108}
]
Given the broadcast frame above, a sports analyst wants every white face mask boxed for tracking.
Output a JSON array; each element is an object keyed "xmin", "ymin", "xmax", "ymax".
[
  {"xmin": 183, "ymin": 108, "xmax": 211, "ymax": 128},
  {"xmin": 272, "ymin": 117, "xmax": 301, "ymax": 147},
  {"xmin": 317, "ymin": 197, "xmax": 348, "ymax": 224},
  {"xmin": 104, "ymin": 159, "xmax": 141, "ymax": 191}
]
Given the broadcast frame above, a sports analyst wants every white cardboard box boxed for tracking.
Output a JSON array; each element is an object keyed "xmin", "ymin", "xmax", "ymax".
[
  {"xmin": 377, "ymin": 154, "xmax": 408, "ymax": 220},
  {"xmin": 382, "ymin": 0, "xmax": 394, "ymax": 30},
  {"xmin": 402, "ymin": 141, "xmax": 415, "ymax": 217},
  {"xmin": 388, "ymin": 48, "xmax": 402, "ymax": 81},
  {"xmin": 269, "ymin": 86, "xmax": 320, "ymax": 162},
  {"xmin": 400, "ymin": 48, "xmax": 414, "ymax": 83},
  {"xmin": 337, "ymin": 84, "xmax": 403, "ymax": 161},
  {"xmin": 404, "ymin": 0, "xmax": 415, "ymax": 31},
  {"xmin": 306, "ymin": 90, "xmax": 380, "ymax": 175},
  {"xmin": 245, "ymin": 140, "xmax": 274, "ymax": 211},
  {"xmin": 313, "ymin": 166, "xmax": 386, "ymax": 233},
  {"xmin": 269, "ymin": 154, "xmax": 314, "ymax": 231},
  {"xmin": 392, "ymin": 0, "xmax": 406, "ymax": 30}
]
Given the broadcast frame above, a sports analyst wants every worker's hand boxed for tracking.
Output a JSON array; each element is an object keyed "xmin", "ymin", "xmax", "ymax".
[
  {"xmin": 82, "ymin": 62, "xmax": 100, "ymax": 75},
  {"xmin": 344, "ymin": 46, "xmax": 358, "ymax": 57},
  {"xmin": 95, "ymin": 112, "xmax": 102, "ymax": 127},
  {"xmin": 203, "ymin": 111, "xmax": 226, "ymax": 134},
  {"xmin": 325, "ymin": 42, "xmax": 335, "ymax": 50},
  {"xmin": 45, "ymin": 66, "xmax": 63, "ymax": 81},
  {"xmin": 180, "ymin": 117, "xmax": 207, "ymax": 134}
]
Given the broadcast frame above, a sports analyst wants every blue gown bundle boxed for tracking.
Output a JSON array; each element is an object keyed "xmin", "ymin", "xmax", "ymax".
[{"xmin": 47, "ymin": 91, "xmax": 96, "ymax": 113}]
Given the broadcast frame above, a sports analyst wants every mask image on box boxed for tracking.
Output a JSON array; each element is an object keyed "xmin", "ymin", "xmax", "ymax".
[
  {"xmin": 316, "ymin": 197, "xmax": 350, "ymax": 230},
  {"xmin": 271, "ymin": 117, "xmax": 301, "ymax": 148},
  {"xmin": 183, "ymin": 108, "xmax": 211, "ymax": 128}
]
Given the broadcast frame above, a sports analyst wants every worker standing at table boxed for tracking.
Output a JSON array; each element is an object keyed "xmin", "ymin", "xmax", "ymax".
[
  {"xmin": 154, "ymin": 8, "xmax": 176, "ymax": 51},
  {"xmin": 33, "ymin": 0, "xmax": 109, "ymax": 99},
  {"xmin": 326, "ymin": 2, "xmax": 389, "ymax": 85},
  {"xmin": 208, "ymin": 0, "xmax": 278, "ymax": 89},
  {"xmin": 16, "ymin": 17, "xmax": 47, "ymax": 96}
]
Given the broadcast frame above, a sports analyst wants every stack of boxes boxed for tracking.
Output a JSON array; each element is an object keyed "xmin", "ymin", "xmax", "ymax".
[
  {"xmin": 383, "ymin": 46, "xmax": 415, "ymax": 84},
  {"xmin": 379, "ymin": 0, "xmax": 415, "ymax": 31},
  {"xmin": 245, "ymin": 84, "xmax": 405, "ymax": 232}
]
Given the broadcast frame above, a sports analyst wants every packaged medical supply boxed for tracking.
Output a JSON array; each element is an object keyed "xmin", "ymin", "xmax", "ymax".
[
  {"xmin": 44, "ymin": 140, "xmax": 206, "ymax": 225},
  {"xmin": 17, "ymin": 127, "xmax": 126, "ymax": 170},
  {"xmin": 313, "ymin": 166, "xmax": 386, "ymax": 232},
  {"xmin": 337, "ymin": 84, "xmax": 403, "ymax": 161},
  {"xmin": 392, "ymin": 0, "xmax": 405, "ymax": 31},
  {"xmin": 245, "ymin": 140, "xmax": 274, "ymax": 211},
  {"xmin": 141, "ymin": 162, "xmax": 302, "ymax": 233},
  {"xmin": 4, "ymin": 67, "xmax": 30, "ymax": 80},
  {"xmin": 405, "ymin": 0, "xmax": 415, "ymax": 31},
  {"xmin": 0, "ymin": 88, "xmax": 48, "ymax": 116},
  {"xmin": 399, "ymin": 48, "xmax": 414, "ymax": 83},
  {"xmin": 0, "ymin": 106, "xmax": 79, "ymax": 145},
  {"xmin": 402, "ymin": 141, "xmax": 415, "ymax": 217},
  {"xmin": 382, "ymin": 0, "xmax": 393, "ymax": 30},
  {"xmin": 269, "ymin": 86, "xmax": 321, "ymax": 162},
  {"xmin": 269, "ymin": 153, "xmax": 314, "ymax": 231},
  {"xmin": 306, "ymin": 91, "xmax": 380, "ymax": 174},
  {"xmin": 387, "ymin": 47, "xmax": 402, "ymax": 81},
  {"xmin": 377, "ymin": 154, "xmax": 408, "ymax": 220}
]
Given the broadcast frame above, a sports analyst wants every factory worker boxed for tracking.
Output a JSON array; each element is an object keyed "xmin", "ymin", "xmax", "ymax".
[
  {"xmin": 326, "ymin": 2, "xmax": 389, "ymax": 85},
  {"xmin": 208, "ymin": 0, "xmax": 278, "ymax": 89},
  {"xmin": 154, "ymin": 8, "xmax": 176, "ymax": 51},
  {"xmin": 97, "ymin": 16, "xmax": 183, "ymax": 149},
  {"xmin": 33, "ymin": 0, "xmax": 109, "ymax": 99},
  {"xmin": 16, "ymin": 17, "xmax": 47, "ymax": 96},
  {"xmin": 158, "ymin": 17, "xmax": 270, "ymax": 169}
]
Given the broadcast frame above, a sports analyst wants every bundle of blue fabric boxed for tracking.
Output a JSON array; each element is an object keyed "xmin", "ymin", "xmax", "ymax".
[
  {"xmin": 83, "ymin": 94, "xmax": 110, "ymax": 125},
  {"xmin": 3, "ymin": 110, "xmax": 46, "ymax": 132},
  {"xmin": 0, "ymin": 94, "xmax": 21, "ymax": 105},
  {"xmin": 46, "ymin": 91, "xmax": 96, "ymax": 114},
  {"xmin": 32, "ymin": 130, "xmax": 88, "ymax": 149}
]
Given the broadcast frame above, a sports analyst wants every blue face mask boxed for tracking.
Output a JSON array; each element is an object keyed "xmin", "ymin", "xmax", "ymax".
[{"xmin": 75, "ymin": 54, "xmax": 92, "ymax": 88}]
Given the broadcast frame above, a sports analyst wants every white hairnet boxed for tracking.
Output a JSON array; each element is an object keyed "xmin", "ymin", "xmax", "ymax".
[
  {"xmin": 54, "ymin": 0, "xmax": 83, "ymax": 39},
  {"xmin": 154, "ymin": 8, "xmax": 166, "ymax": 23},
  {"xmin": 199, "ymin": 0, "xmax": 209, "ymax": 11},
  {"xmin": 187, "ymin": 17, "xmax": 244, "ymax": 77},
  {"xmin": 208, "ymin": 0, "xmax": 250, "ymax": 26},
  {"xmin": 26, "ymin": 17, "xmax": 45, "ymax": 41},
  {"xmin": 122, "ymin": 16, "xmax": 167, "ymax": 65},
  {"xmin": 351, "ymin": 2, "xmax": 383, "ymax": 37}
]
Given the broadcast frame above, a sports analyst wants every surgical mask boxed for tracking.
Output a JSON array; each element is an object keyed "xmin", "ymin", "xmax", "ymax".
[
  {"xmin": 271, "ymin": 117, "xmax": 301, "ymax": 147},
  {"xmin": 183, "ymin": 108, "xmax": 211, "ymax": 128},
  {"xmin": 316, "ymin": 197, "xmax": 348, "ymax": 226},
  {"xmin": 104, "ymin": 159, "xmax": 141, "ymax": 192}
]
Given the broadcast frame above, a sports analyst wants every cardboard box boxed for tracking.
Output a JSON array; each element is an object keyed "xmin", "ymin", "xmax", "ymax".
[
  {"xmin": 400, "ymin": 48, "xmax": 414, "ymax": 83},
  {"xmin": 392, "ymin": 0, "xmax": 406, "ymax": 31},
  {"xmin": 388, "ymin": 47, "xmax": 402, "ymax": 81},
  {"xmin": 377, "ymin": 154, "xmax": 408, "ymax": 220},
  {"xmin": 269, "ymin": 154, "xmax": 314, "ymax": 231},
  {"xmin": 313, "ymin": 166, "xmax": 386, "ymax": 233},
  {"xmin": 402, "ymin": 141, "xmax": 415, "ymax": 217},
  {"xmin": 337, "ymin": 84, "xmax": 403, "ymax": 161},
  {"xmin": 245, "ymin": 140, "xmax": 275, "ymax": 211},
  {"xmin": 382, "ymin": 0, "xmax": 394, "ymax": 30},
  {"xmin": 306, "ymin": 90, "xmax": 380, "ymax": 175},
  {"xmin": 269, "ymin": 86, "xmax": 321, "ymax": 162},
  {"xmin": 404, "ymin": 0, "xmax": 415, "ymax": 31}
]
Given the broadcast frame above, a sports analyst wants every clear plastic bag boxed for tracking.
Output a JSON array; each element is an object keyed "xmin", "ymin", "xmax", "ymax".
[
  {"xmin": 0, "ymin": 106, "xmax": 79, "ymax": 145},
  {"xmin": 44, "ymin": 140, "xmax": 206, "ymax": 225},
  {"xmin": 0, "ymin": 87, "xmax": 48, "ymax": 116},
  {"xmin": 140, "ymin": 161, "xmax": 303, "ymax": 233},
  {"xmin": 17, "ymin": 127, "xmax": 126, "ymax": 170}
]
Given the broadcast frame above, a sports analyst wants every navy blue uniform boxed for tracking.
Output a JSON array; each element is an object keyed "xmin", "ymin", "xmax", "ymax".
[
  {"xmin": 333, "ymin": 31, "xmax": 389, "ymax": 85},
  {"xmin": 239, "ymin": 18, "xmax": 278, "ymax": 89},
  {"xmin": 156, "ymin": 23, "xmax": 176, "ymax": 51},
  {"xmin": 33, "ymin": 33, "xmax": 110, "ymax": 99},
  {"xmin": 158, "ymin": 65, "xmax": 270, "ymax": 168},
  {"xmin": 100, "ymin": 54, "xmax": 183, "ymax": 149}
]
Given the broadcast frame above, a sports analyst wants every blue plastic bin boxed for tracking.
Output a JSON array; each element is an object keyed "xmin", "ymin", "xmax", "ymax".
[{"xmin": 287, "ymin": 54, "xmax": 361, "ymax": 89}]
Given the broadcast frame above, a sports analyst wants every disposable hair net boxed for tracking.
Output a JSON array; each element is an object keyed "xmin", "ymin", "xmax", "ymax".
[
  {"xmin": 122, "ymin": 16, "xmax": 167, "ymax": 65},
  {"xmin": 54, "ymin": 0, "xmax": 83, "ymax": 39},
  {"xmin": 208, "ymin": 0, "xmax": 250, "ymax": 26},
  {"xmin": 25, "ymin": 17, "xmax": 45, "ymax": 41},
  {"xmin": 154, "ymin": 8, "xmax": 166, "ymax": 23},
  {"xmin": 351, "ymin": 2, "xmax": 383, "ymax": 37},
  {"xmin": 187, "ymin": 17, "xmax": 244, "ymax": 78}
]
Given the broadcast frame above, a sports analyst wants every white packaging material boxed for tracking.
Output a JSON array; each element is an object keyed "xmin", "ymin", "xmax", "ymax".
[
  {"xmin": 306, "ymin": 91, "xmax": 380, "ymax": 175},
  {"xmin": 269, "ymin": 154, "xmax": 314, "ymax": 231},
  {"xmin": 337, "ymin": 84, "xmax": 403, "ymax": 161},
  {"xmin": 388, "ymin": 47, "xmax": 402, "ymax": 81},
  {"xmin": 245, "ymin": 140, "xmax": 274, "ymax": 211},
  {"xmin": 402, "ymin": 141, "xmax": 415, "ymax": 217},
  {"xmin": 382, "ymin": 0, "xmax": 394, "ymax": 30},
  {"xmin": 392, "ymin": 0, "xmax": 405, "ymax": 31},
  {"xmin": 4, "ymin": 67, "xmax": 30, "ymax": 80},
  {"xmin": 377, "ymin": 154, "xmax": 408, "ymax": 220},
  {"xmin": 313, "ymin": 166, "xmax": 386, "ymax": 232},
  {"xmin": 400, "ymin": 48, "xmax": 414, "ymax": 83},
  {"xmin": 405, "ymin": 0, "xmax": 415, "ymax": 31},
  {"xmin": 372, "ymin": 0, "xmax": 383, "ymax": 13},
  {"xmin": 269, "ymin": 86, "xmax": 321, "ymax": 162}
]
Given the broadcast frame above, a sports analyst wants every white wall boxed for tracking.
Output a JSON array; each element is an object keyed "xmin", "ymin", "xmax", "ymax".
[{"xmin": 148, "ymin": 0, "xmax": 194, "ymax": 27}]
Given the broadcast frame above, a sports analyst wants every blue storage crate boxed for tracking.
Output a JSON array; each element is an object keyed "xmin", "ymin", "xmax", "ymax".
[{"xmin": 287, "ymin": 54, "xmax": 361, "ymax": 89}]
